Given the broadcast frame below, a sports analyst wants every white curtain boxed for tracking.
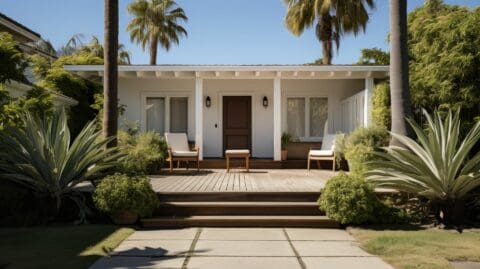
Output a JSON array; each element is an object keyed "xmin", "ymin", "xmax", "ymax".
[
  {"xmin": 170, "ymin": 97, "xmax": 188, "ymax": 133},
  {"xmin": 310, "ymin": 97, "xmax": 328, "ymax": 137},
  {"xmin": 287, "ymin": 98, "xmax": 305, "ymax": 138},
  {"xmin": 146, "ymin": 97, "xmax": 165, "ymax": 134}
]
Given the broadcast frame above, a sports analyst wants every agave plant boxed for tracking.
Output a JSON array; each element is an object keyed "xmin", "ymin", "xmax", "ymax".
[
  {"xmin": 366, "ymin": 109, "xmax": 480, "ymax": 225},
  {"xmin": 0, "ymin": 110, "xmax": 123, "ymax": 222}
]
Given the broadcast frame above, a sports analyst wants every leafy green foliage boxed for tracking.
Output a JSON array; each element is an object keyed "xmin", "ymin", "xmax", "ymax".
[
  {"xmin": 93, "ymin": 173, "xmax": 159, "ymax": 217},
  {"xmin": 35, "ymin": 54, "xmax": 103, "ymax": 136},
  {"xmin": 344, "ymin": 127, "xmax": 389, "ymax": 175},
  {"xmin": 408, "ymin": 1, "xmax": 480, "ymax": 120},
  {"xmin": 319, "ymin": 172, "xmax": 377, "ymax": 225},
  {"xmin": 29, "ymin": 54, "xmax": 52, "ymax": 80},
  {"xmin": 0, "ymin": 84, "xmax": 53, "ymax": 130},
  {"xmin": 357, "ymin": 47, "xmax": 390, "ymax": 65},
  {"xmin": 333, "ymin": 133, "xmax": 346, "ymax": 166},
  {"xmin": 366, "ymin": 109, "xmax": 480, "ymax": 225},
  {"xmin": 0, "ymin": 32, "xmax": 27, "ymax": 83},
  {"xmin": 372, "ymin": 82, "xmax": 391, "ymax": 130},
  {"xmin": 118, "ymin": 131, "xmax": 168, "ymax": 175},
  {"xmin": 0, "ymin": 110, "xmax": 123, "ymax": 222}
]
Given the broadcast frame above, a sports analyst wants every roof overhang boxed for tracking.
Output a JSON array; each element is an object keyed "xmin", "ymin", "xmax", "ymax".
[{"xmin": 65, "ymin": 65, "xmax": 389, "ymax": 80}]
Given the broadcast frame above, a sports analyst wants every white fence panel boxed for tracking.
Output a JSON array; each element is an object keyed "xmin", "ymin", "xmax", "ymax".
[{"xmin": 340, "ymin": 90, "xmax": 365, "ymax": 133}]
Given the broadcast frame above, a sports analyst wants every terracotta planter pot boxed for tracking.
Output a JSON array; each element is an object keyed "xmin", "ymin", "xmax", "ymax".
[
  {"xmin": 281, "ymin": 150, "xmax": 288, "ymax": 161},
  {"xmin": 112, "ymin": 211, "xmax": 138, "ymax": 225}
]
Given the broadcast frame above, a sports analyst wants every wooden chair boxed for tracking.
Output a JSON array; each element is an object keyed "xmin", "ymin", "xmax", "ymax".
[
  {"xmin": 165, "ymin": 133, "xmax": 200, "ymax": 172},
  {"xmin": 307, "ymin": 134, "xmax": 336, "ymax": 171}
]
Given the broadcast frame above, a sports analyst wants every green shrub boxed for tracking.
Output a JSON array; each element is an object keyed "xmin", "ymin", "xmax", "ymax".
[
  {"xmin": 118, "ymin": 131, "xmax": 168, "ymax": 175},
  {"xmin": 334, "ymin": 133, "xmax": 346, "ymax": 167},
  {"xmin": 319, "ymin": 172, "xmax": 377, "ymax": 225},
  {"xmin": 372, "ymin": 82, "xmax": 391, "ymax": 130},
  {"xmin": 344, "ymin": 127, "xmax": 389, "ymax": 175},
  {"xmin": 93, "ymin": 174, "xmax": 159, "ymax": 218}
]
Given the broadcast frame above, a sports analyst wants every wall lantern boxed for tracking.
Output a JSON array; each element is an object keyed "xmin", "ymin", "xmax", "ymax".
[
  {"xmin": 262, "ymin": 96, "xmax": 269, "ymax": 108},
  {"xmin": 205, "ymin": 96, "xmax": 212, "ymax": 108}
]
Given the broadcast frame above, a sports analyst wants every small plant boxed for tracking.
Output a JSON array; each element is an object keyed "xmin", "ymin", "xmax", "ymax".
[
  {"xmin": 118, "ymin": 131, "xmax": 168, "ymax": 175},
  {"xmin": 319, "ymin": 172, "xmax": 378, "ymax": 225},
  {"xmin": 344, "ymin": 126, "xmax": 389, "ymax": 175},
  {"xmin": 93, "ymin": 173, "xmax": 159, "ymax": 224},
  {"xmin": 281, "ymin": 132, "xmax": 293, "ymax": 150}
]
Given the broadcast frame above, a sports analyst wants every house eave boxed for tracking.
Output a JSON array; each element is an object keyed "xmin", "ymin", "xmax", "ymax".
[{"xmin": 65, "ymin": 64, "xmax": 389, "ymax": 79}]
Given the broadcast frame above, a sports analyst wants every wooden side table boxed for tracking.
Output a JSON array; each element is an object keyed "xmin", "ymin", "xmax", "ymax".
[{"xmin": 225, "ymin": 149, "xmax": 250, "ymax": 172}]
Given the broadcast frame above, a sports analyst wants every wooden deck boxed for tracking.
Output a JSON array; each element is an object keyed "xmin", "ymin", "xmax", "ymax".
[{"xmin": 150, "ymin": 169, "xmax": 336, "ymax": 193}]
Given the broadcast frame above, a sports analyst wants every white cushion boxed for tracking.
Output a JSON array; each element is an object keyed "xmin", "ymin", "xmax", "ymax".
[
  {"xmin": 172, "ymin": 150, "xmax": 198, "ymax": 157},
  {"xmin": 165, "ymin": 133, "xmax": 190, "ymax": 151},
  {"xmin": 225, "ymin": 149, "xmax": 250, "ymax": 154},
  {"xmin": 309, "ymin": 149, "xmax": 334, "ymax": 157},
  {"xmin": 321, "ymin": 134, "xmax": 336, "ymax": 151}
]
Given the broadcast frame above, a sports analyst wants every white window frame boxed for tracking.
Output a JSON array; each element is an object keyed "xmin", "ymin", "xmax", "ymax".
[
  {"xmin": 140, "ymin": 91, "xmax": 192, "ymax": 136},
  {"xmin": 284, "ymin": 95, "xmax": 329, "ymax": 142}
]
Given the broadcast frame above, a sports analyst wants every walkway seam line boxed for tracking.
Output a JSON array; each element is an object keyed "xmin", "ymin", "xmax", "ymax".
[
  {"xmin": 182, "ymin": 228, "xmax": 202, "ymax": 269},
  {"xmin": 283, "ymin": 228, "xmax": 307, "ymax": 269}
]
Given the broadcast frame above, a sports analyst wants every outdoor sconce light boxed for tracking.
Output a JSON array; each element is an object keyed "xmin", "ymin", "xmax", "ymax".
[
  {"xmin": 205, "ymin": 96, "xmax": 211, "ymax": 108},
  {"xmin": 262, "ymin": 96, "xmax": 269, "ymax": 108}
]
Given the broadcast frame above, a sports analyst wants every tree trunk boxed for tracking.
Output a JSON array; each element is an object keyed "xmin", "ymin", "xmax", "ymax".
[
  {"xmin": 317, "ymin": 15, "xmax": 333, "ymax": 65},
  {"xmin": 103, "ymin": 0, "xmax": 119, "ymax": 147},
  {"xmin": 149, "ymin": 37, "xmax": 158, "ymax": 65},
  {"xmin": 389, "ymin": 0, "xmax": 412, "ymax": 146}
]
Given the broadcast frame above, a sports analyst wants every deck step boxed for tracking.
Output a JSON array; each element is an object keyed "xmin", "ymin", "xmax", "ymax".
[
  {"xmin": 141, "ymin": 215, "xmax": 339, "ymax": 228},
  {"xmin": 157, "ymin": 192, "xmax": 320, "ymax": 202},
  {"xmin": 155, "ymin": 201, "xmax": 322, "ymax": 216}
]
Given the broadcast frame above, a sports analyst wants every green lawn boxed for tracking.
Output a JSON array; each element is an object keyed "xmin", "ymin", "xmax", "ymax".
[
  {"xmin": 0, "ymin": 225, "xmax": 134, "ymax": 269},
  {"xmin": 349, "ymin": 227, "xmax": 480, "ymax": 269}
]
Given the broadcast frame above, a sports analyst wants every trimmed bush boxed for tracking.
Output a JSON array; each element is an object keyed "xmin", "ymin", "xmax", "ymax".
[
  {"xmin": 319, "ymin": 172, "xmax": 377, "ymax": 225},
  {"xmin": 344, "ymin": 127, "xmax": 389, "ymax": 175},
  {"xmin": 372, "ymin": 82, "xmax": 391, "ymax": 130},
  {"xmin": 118, "ymin": 131, "xmax": 168, "ymax": 175},
  {"xmin": 93, "ymin": 174, "xmax": 159, "ymax": 218}
]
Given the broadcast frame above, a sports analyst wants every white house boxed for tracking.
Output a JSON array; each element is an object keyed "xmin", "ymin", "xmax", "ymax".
[{"xmin": 65, "ymin": 64, "xmax": 388, "ymax": 161}]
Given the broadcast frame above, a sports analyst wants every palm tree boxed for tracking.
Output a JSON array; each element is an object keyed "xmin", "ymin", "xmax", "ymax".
[
  {"xmin": 127, "ymin": 0, "xmax": 188, "ymax": 65},
  {"xmin": 104, "ymin": 0, "xmax": 119, "ymax": 147},
  {"xmin": 389, "ymin": 0, "xmax": 412, "ymax": 144},
  {"xmin": 285, "ymin": 0, "xmax": 375, "ymax": 65},
  {"xmin": 78, "ymin": 36, "xmax": 131, "ymax": 64}
]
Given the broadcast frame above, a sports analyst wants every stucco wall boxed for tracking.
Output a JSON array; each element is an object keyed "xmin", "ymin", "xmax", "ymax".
[{"xmin": 118, "ymin": 77, "xmax": 365, "ymax": 159}]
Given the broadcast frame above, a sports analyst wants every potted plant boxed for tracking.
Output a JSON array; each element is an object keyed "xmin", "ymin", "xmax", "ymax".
[
  {"xmin": 93, "ymin": 173, "xmax": 159, "ymax": 225},
  {"xmin": 281, "ymin": 132, "xmax": 293, "ymax": 161}
]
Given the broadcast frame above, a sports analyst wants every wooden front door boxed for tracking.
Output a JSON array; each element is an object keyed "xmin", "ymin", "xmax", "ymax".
[{"xmin": 223, "ymin": 96, "xmax": 252, "ymax": 152}]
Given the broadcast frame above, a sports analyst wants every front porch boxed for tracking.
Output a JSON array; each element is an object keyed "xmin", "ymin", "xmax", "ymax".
[{"xmin": 150, "ymin": 169, "xmax": 335, "ymax": 193}]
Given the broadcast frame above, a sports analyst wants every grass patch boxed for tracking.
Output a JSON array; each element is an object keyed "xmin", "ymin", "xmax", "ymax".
[
  {"xmin": 349, "ymin": 227, "xmax": 480, "ymax": 269},
  {"xmin": 0, "ymin": 224, "xmax": 134, "ymax": 269}
]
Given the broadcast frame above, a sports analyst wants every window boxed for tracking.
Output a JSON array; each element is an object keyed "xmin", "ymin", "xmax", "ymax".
[
  {"xmin": 286, "ymin": 97, "xmax": 328, "ymax": 139},
  {"xmin": 170, "ymin": 97, "xmax": 188, "ymax": 133},
  {"xmin": 287, "ymin": 98, "xmax": 305, "ymax": 138},
  {"xmin": 310, "ymin": 97, "xmax": 328, "ymax": 137},
  {"xmin": 146, "ymin": 97, "xmax": 165, "ymax": 134}
]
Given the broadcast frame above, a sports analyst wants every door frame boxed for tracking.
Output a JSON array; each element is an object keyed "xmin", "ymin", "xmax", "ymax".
[{"xmin": 218, "ymin": 92, "xmax": 255, "ymax": 156}]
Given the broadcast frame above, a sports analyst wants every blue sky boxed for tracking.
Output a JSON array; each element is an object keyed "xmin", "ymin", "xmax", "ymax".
[{"xmin": 1, "ymin": 0, "xmax": 477, "ymax": 64}]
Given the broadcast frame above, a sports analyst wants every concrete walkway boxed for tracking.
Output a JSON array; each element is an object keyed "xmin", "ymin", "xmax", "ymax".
[{"xmin": 90, "ymin": 228, "xmax": 393, "ymax": 269}]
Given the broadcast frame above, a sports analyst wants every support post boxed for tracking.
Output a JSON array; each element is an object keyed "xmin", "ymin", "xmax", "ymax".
[
  {"xmin": 195, "ymin": 77, "xmax": 203, "ymax": 160},
  {"xmin": 273, "ymin": 77, "xmax": 282, "ymax": 161},
  {"xmin": 364, "ymin": 77, "xmax": 374, "ymax": 127}
]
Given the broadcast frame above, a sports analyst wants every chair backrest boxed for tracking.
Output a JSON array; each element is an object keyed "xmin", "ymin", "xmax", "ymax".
[
  {"xmin": 165, "ymin": 133, "xmax": 190, "ymax": 151},
  {"xmin": 321, "ymin": 134, "xmax": 336, "ymax": 151}
]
